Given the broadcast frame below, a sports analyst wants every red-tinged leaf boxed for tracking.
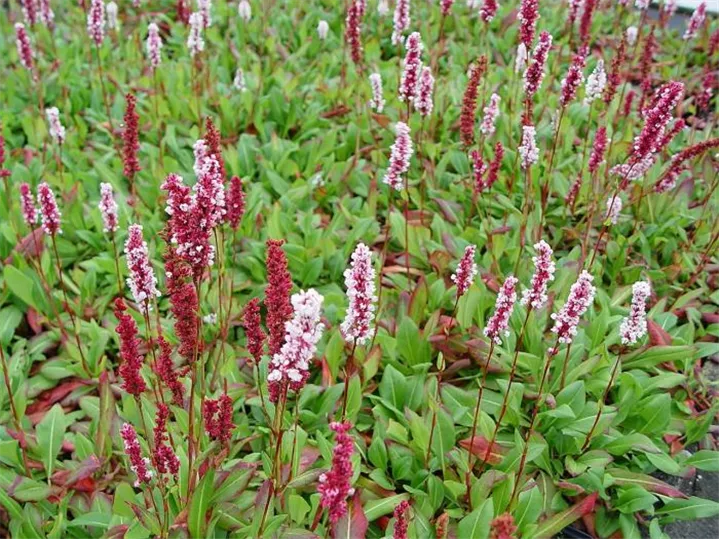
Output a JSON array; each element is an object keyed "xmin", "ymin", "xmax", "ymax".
[
  {"xmin": 15, "ymin": 228, "xmax": 45, "ymax": 258},
  {"xmin": 533, "ymin": 492, "xmax": 599, "ymax": 538},
  {"xmin": 480, "ymin": 271, "xmax": 500, "ymax": 293},
  {"xmin": 647, "ymin": 320, "xmax": 672, "ymax": 347},
  {"xmin": 371, "ymin": 113, "xmax": 391, "ymax": 128},
  {"xmin": 608, "ymin": 469, "xmax": 688, "ymax": 499},
  {"xmin": 458, "ymin": 435, "xmax": 506, "ymax": 465},
  {"xmin": 701, "ymin": 312, "xmax": 719, "ymax": 324},
  {"xmin": 332, "ymin": 491, "xmax": 368, "ymax": 539},
  {"xmin": 26, "ymin": 379, "xmax": 86, "ymax": 418},
  {"xmin": 322, "ymin": 105, "xmax": 351, "ymax": 119},
  {"xmin": 299, "ymin": 447, "xmax": 321, "ymax": 473},
  {"xmin": 26, "ymin": 307, "xmax": 43, "ymax": 335},
  {"xmin": 105, "ymin": 525, "xmax": 129, "ymax": 539},
  {"xmin": 433, "ymin": 198, "xmax": 459, "ymax": 224},
  {"xmin": 52, "ymin": 456, "xmax": 101, "ymax": 488}
]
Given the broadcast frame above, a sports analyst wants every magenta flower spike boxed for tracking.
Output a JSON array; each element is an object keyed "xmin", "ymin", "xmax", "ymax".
[
  {"xmin": 521, "ymin": 240, "xmax": 555, "ymax": 310},
  {"xmin": 37, "ymin": 182, "xmax": 62, "ymax": 236},
  {"xmin": 398, "ymin": 32, "xmax": 423, "ymax": 103},
  {"xmin": 383, "ymin": 122, "xmax": 413, "ymax": 191},
  {"xmin": 124, "ymin": 224, "xmax": 161, "ymax": 308},
  {"xmin": 484, "ymin": 276, "xmax": 519, "ymax": 345},
  {"xmin": 341, "ymin": 243, "xmax": 377, "ymax": 345},
  {"xmin": 619, "ymin": 281, "xmax": 651, "ymax": 345},
  {"xmin": 550, "ymin": 270, "xmax": 596, "ymax": 354},
  {"xmin": 87, "ymin": 0, "xmax": 106, "ymax": 46},
  {"xmin": 99, "ymin": 182, "xmax": 119, "ymax": 233},
  {"xmin": 267, "ymin": 289, "xmax": 325, "ymax": 402},
  {"xmin": 318, "ymin": 421, "xmax": 355, "ymax": 524},
  {"xmin": 414, "ymin": 66, "xmax": 435, "ymax": 116},
  {"xmin": 146, "ymin": 22, "xmax": 163, "ymax": 70}
]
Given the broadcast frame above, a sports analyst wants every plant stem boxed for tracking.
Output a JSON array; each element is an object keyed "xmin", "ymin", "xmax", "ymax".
[
  {"xmin": 478, "ymin": 309, "xmax": 532, "ymax": 475},
  {"xmin": 0, "ymin": 345, "xmax": 31, "ymax": 476},
  {"xmin": 465, "ymin": 340, "xmax": 496, "ymax": 510},
  {"xmin": 509, "ymin": 337, "xmax": 559, "ymax": 508},
  {"xmin": 581, "ymin": 350, "xmax": 623, "ymax": 452},
  {"xmin": 50, "ymin": 234, "xmax": 90, "ymax": 376}
]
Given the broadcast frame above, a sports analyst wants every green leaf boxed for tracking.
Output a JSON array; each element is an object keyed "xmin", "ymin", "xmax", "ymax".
[
  {"xmin": 67, "ymin": 512, "xmax": 112, "ymax": 528},
  {"xmin": 363, "ymin": 494, "xmax": 409, "ymax": 522},
  {"xmin": 657, "ymin": 497, "xmax": 719, "ymax": 523},
  {"xmin": 189, "ymin": 469, "xmax": 215, "ymax": 538},
  {"xmin": 3, "ymin": 266, "xmax": 42, "ymax": 311},
  {"xmin": 685, "ymin": 451, "xmax": 719, "ymax": 472},
  {"xmin": 530, "ymin": 493, "xmax": 599, "ymax": 539},
  {"xmin": 35, "ymin": 404, "xmax": 66, "ymax": 479},
  {"xmin": 458, "ymin": 498, "xmax": 494, "ymax": 539}
]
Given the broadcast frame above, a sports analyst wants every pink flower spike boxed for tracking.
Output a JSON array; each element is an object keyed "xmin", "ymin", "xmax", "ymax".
[
  {"xmin": 45, "ymin": 107, "xmax": 66, "ymax": 145},
  {"xmin": 318, "ymin": 421, "xmax": 355, "ymax": 525},
  {"xmin": 451, "ymin": 244, "xmax": 478, "ymax": 298},
  {"xmin": 521, "ymin": 240, "xmax": 555, "ymax": 310},
  {"xmin": 20, "ymin": 0, "xmax": 38, "ymax": 25},
  {"xmin": 383, "ymin": 122, "xmax": 413, "ymax": 191},
  {"xmin": 484, "ymin": 275, "xmax": 519, "ymax": 345},
  {"xmin": 99, "ymin": 182, "xmax": 119, "ymax": 233},
  {"xmin": 484, "ymin": 142, "xmax": 504, "ymax": 191},
  {"xmin": 480, "ymin": 93, "xmax": 501, "ymax": 136},
  {"xmin": 620, "ymin": 280, "xmax": 651, "ymax": 345},
  {"xmin": 146, "ymin": 22, "xmax": 163, "ymax": 70},
  {"xmin": 391, "ymin": 0, "xmax": 410, "ymax": 45},
  {"xmin": 683, "ymin": 2, "xmax": 706, "ymax": 41},
  {"xmin": 560, "ymin": 50, "xmax": 586, "ymax": 107},
  {"xmin": 398, "ymin": 32, "xmax": 424, "ymax": 103},
  {"xmin": 480, "ymin": 0, "xmax": 498, "ymax": 23},
  {"xmin": 524, "ymin": 31, "xmax": 552, "ymax": 98},
  {"xmin": 197, "ymin": 0, "xmax": 212, "ymax": 27},
  {"xmin": 37, "ymin": 182, "xmax": 62, "ymax": 235},
  {"xmin": 441, "ymin": 0, "xmax": 454, "ymax": 17},
  {"xmin": 519, "ymin": 125, "xmax": 539, "ymax": 169},
  {"xmin": 187, "ymin": 12, "xmax": 205, "ymax": 56},
  {"xmin": 393, "ymin": 500, "xmax": 411, "ymax": 539},
  {"xmin": 605, "ymin": 195, "xmax": 622, "ymax": 225},
  {"xmin": 344, "ymin": 0, "xmax": 363, "ymax": 64},
  {"xmin": 471, "ymin": 151, "xmax": 486, "ymax": 195},
  {"xmin": 15, "ymin": 23, "xmax": 36, "ymax": 78},
  {"xmin": 87, "ymin": 0, "xmax": 106, "ymax": 46},
  {"xmin": 267, "ymin": 289, "xmax": 325, "ymax": 402},
  {"xmin": 588, "ymin": 127, "xmax": 608, "ymax": 175},
  {"xmin": 19, "ymin": 183, "xmax": 38, "ymax": 227},
  {"xmin": 225, "ymin": 176, "xmax": 245, "ymax": 230},
  {"xmin": 584, "ymin": 59, "xmax": 606, "ymax": 105},
  {"xmin": 124, "ymin": 224, "xmax": 161, "ymax": 308},
  {"xmin": 414, "ymin": 66, "xmax": 434, "ymax": 116},
  {"xmin": 341, "ymin": 243, "xmax": 377, "ymax": 345},
  {"xmin": 120, "ymin": 423, "xmax": 153, "ymax": 486},
  {"xmin": 369, "ymin": 73, "xmax": 385, "ymax": 113},
  {"xmin": 518, "ymin": 0, "xmax": 539, "ymax": 48},
  {"xmin": 550, "ymin": 270, "xmax": 596, "ymax": 353}
]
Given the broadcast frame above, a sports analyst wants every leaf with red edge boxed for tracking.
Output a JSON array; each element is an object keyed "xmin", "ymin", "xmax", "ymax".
[
  {"xmin": 459, "ymin": 435, "xmax": 506, "ymax": 465},
  {"xmin": 533, "ymin": 492, "xmax": 599, "ymax": 538},
  {"xmin": 647, "ymin": 319, "xmax": 672, "ymax": 347},
  {"xmin": 608, "ymin": 469, "xmax": 688, "ymax": 499},
  {"xmin": 332, "ymin": 491, "xmax": 368, "ymax": 539},
  {"xmin": 27, "ymin": 380, "xmax": 86, "ymax": 418}
]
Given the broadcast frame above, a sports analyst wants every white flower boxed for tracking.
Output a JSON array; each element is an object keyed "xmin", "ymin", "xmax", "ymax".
[
  {"xmin": 626, "ymin": 26, "xmax": 638, "ymax": 46},
  {"xmin": 233, "ymin": 68, "xmax": 247, "ymax": 91},
  {"xmin": 238, "ymin": 0, "xmax": 251, "ymax": 21},
  {"xmin": 317, "ymin": 19, "xmax": 329, "ymax": 40},
  {"xmin": 584, "ymin": 59, "xmax": 606, "ymax": 105},
  {"xmin": 106, "ymin": 2, "xmax": 118, "ymax": 30}
]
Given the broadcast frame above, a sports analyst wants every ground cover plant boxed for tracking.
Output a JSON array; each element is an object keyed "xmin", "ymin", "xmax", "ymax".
[{"xmin": 1, "ymin": 0, "xmax": 719, "ymax": 537}]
